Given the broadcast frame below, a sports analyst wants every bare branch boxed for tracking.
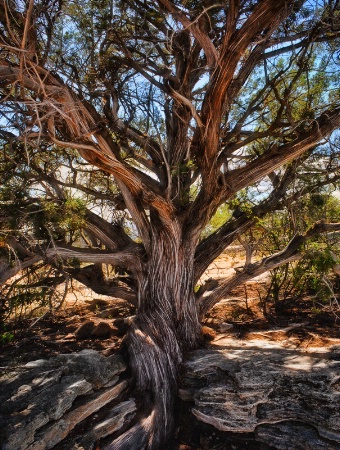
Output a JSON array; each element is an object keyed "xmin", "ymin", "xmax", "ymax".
[
  {"xmin": 46, "ymin": 245, "xmax": 141, "ymax": 270},
  {"xmin": 0, "ymin": 62, "xmax": 174, "ymax": 220},
  {"xmin": 0, "ymin": 256, "xmax": 42, "ymax": 285},
  {"xmin": 156, "ymin": 0, "xmax": 219, "ymax": 67},
  {"xmin": 199, "ymin": 221, "xmax": 340, "ymax": 316},
  {"xmin": 67, "ymin": 265, "xmax": 137, "ymax": 306},
  {"xmin": 195, "ymin": 0, "xmax": 293, "ymax": 163},
  {"xmin": 225, "ymin": 108, "xmax": 340, "ymax": 197}
]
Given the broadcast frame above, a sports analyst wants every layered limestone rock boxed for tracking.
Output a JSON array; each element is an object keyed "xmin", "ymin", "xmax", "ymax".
[
  {"xmin": 1, "ymin": 334, "xmax": 340, "ymax": 449},
  {"xmin": 181, "ymin": 335, "xmax": 340, "ymax": 449},
  {"xmin": 0, "ymin": 350, "xmax": 135, "ymax": 450}
]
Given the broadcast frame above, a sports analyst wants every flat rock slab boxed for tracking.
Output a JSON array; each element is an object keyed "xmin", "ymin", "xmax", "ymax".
[
  {"xmin": 182, "ymin": 336, "xmax": 340, "ymax": 449},
  {"xmin": 1, "ymin": 335, "xmax": 340, "ymax": 449},
  {"xmin": 0, "ymin": 350, "xmax": 132, "ymax": 450}
]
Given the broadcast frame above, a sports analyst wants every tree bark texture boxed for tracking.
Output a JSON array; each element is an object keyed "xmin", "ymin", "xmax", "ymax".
[
  {"xmin": 106, "ymin": 220, "xmax": 202, "ymax": 449},
  {"xmin": 2, "ymin": 1, "xmax": 340, "ymax": 448}
]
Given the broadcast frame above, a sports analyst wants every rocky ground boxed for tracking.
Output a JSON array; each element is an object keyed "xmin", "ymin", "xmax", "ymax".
[
  {"xmin": 1, "ymin": 248, "xmax": 340, "ymax": 449},
  {"xmin": 1, "ymin": 279, "xmax": 340, "ymax": 449},
  {"xmin": 1, "ymin": 281, "xmax": 339, "ymax": 367}
]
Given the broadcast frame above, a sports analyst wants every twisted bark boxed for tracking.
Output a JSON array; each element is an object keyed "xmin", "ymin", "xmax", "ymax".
[{"xmin": 106, "ymin": 221, "xmax": 202, "ymax": 449}]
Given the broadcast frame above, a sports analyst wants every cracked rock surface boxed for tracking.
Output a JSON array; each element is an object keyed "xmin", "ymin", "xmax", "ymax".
[
  {"xmin": 181, "ymin": 336, "xmax": 340, "ymax": 449},
  {"xmin": 0, "ymin": 350, "xmax": 134, "ymax": 450},
  {"xmin": 1, "ymin": 335, "xmax": 340, "ymax": 449}
]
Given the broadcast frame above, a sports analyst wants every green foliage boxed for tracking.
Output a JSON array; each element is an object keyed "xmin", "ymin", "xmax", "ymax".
[
  {"xmin": 33, "ymin": 197, "xmax": 86, "ymax": 240},
  {"xmin": 292, "ymin": 248, "xmax": 338, "ymax": 302},
  {"xmin": 0, "ymin": 329, "xmax": 14, "ymax": 345},
  {"xmin": 229, "ymin": 192, "xmax": 254, "ymax": 218},
  {"xmin": 201, "ymin": 204, "xmax": 232, "ymax": 238},
  {"xmin": 62, "ymin": 198, "xmax": 87, "ymax": 231},
  {"xmin": 8, "ymin": 290, "xmax": 49, "ymax": 310},
  {"xmin": 256, "ymin": 193, "xmax": 340, "ymax": 313}
]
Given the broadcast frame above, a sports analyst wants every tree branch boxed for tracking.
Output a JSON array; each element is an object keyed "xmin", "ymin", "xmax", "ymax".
[
  {"xmin": 198, "ymin": 221, "xmax": 340, "ymax": 317},
  {"xmin": 0, "ymin": 243, "xmax": 142, "ymax": 287},
  {"xmin": 85, "ymin": 210, "xmax": 135, "ymax": 251},
  {"xmin": 194, "ymin": 152, "xmax": 319, "ymax": 281},
  {"xmin": 225, "ymin": 108, "xmax": 340, "ymax": 197},
  {"xmin": 156, "ymin": 0, "xmax": 219, "ymax": 67},
  {"xmin": 0, "ymin": 256, "xmax": 42, "ymax": 285},
  {"xmin": 67, "ymin": 265, "xmax": 137, "ymax": 306},
  {"xmin": 0, "ymin": 62, "xmax": 174, "ymax": 221},
  {"xmin": 195, "ymin": 0, "xmax": 293, "ymax": 163},
  {"xmin": 46, "ymin": 245, "xmax": 141, "ymax": 271}
]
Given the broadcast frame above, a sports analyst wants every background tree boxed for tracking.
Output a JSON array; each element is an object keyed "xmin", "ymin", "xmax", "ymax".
[{"xmin": 1, "ymin": 0, "xmax": 340, "ymax": 448}]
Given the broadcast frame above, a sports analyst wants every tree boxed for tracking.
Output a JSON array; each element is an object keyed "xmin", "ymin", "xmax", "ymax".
[{"xmin": 1, "ymin": 0, "xmax": 340, "ymax": 448}]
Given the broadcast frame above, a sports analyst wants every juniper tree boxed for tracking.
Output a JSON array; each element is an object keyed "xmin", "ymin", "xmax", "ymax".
[{"xmin": 1, "ymin": 1, "xmax": 340, "ymax": 448}]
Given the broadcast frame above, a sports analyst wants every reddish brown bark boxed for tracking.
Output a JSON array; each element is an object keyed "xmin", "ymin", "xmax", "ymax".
[{"xmin": 1, "ymin": 1, "xmax": 340, "ymax": 448}]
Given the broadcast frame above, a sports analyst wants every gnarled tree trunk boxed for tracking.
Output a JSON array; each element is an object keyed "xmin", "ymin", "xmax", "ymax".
[
  {"xmin": 2, "ymin": 1, "xmax": 340, "ymax": 449},
  {"xmin": 107, "ymin": 219, "xmax": 202, "ymax": 449}
]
